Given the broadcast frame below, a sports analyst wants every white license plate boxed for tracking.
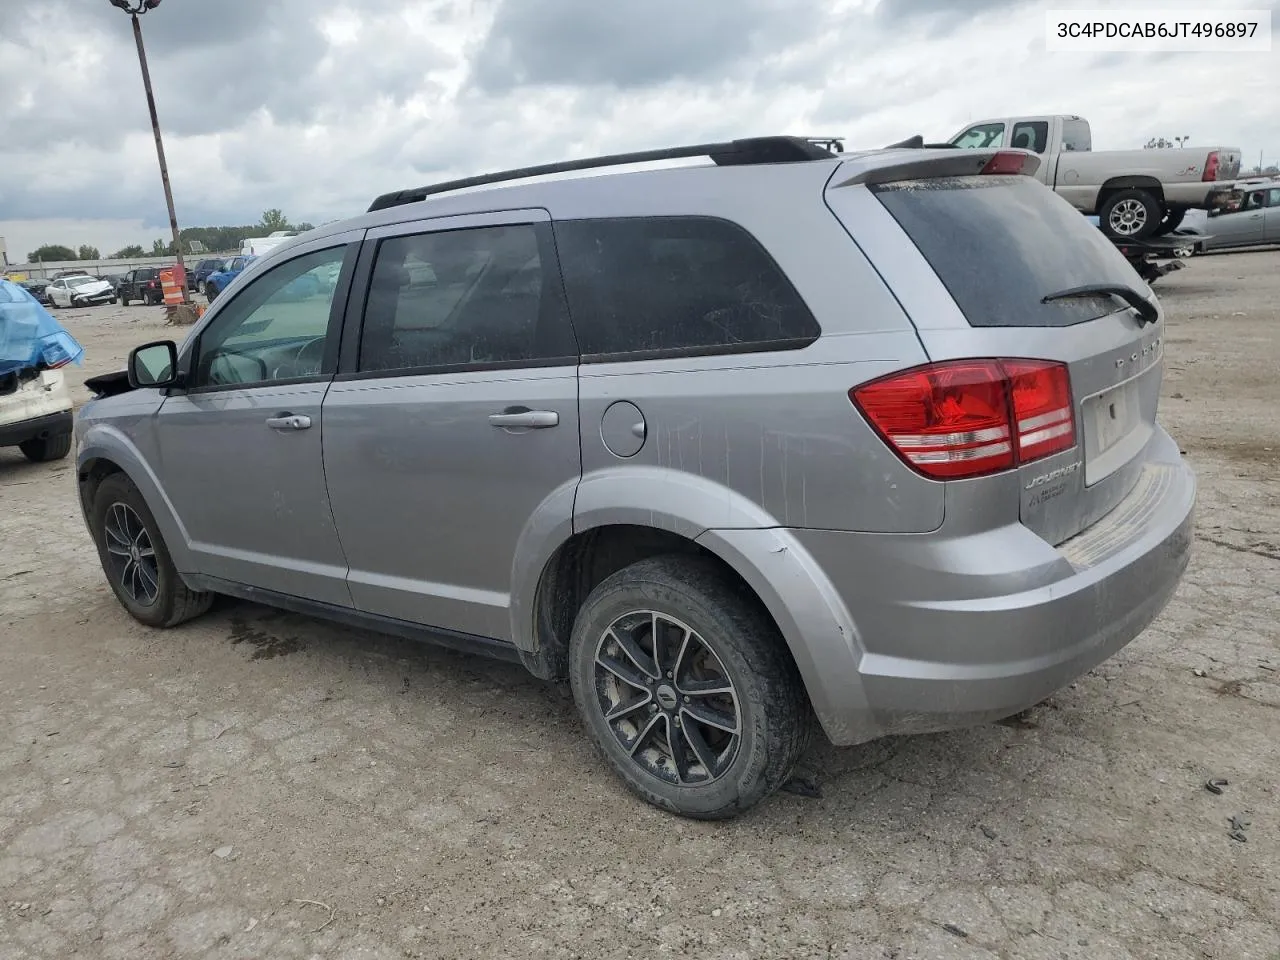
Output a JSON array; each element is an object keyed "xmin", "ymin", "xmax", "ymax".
[{"xmin": 1090, "ymin": 382, "xmax": 1136, "ymax": 454}]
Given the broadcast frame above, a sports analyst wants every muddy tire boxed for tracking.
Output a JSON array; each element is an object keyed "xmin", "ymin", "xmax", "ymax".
[
  {"xmin": 90, "ymin": 473, "xmax": 213, "ymax": 628},
  {"xmin": 569, "ymin": 554, "xmax": 813, "ymax": 820}
]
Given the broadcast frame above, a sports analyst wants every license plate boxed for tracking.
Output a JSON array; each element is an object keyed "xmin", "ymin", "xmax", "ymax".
[{"xmin": 1090, "ymin": 382, "xmax": 1135, "ymax": 454}]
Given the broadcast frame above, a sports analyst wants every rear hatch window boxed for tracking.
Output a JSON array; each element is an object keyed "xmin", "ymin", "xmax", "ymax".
[{"xmin": 871, "ymin": 175, "xmax": 1141, "ymax": 328}]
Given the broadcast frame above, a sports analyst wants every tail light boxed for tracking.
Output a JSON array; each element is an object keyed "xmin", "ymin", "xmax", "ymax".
[
  {"xmin": 1202, "ymin": 151, "xmax": 1220, "ymax": 182},
  {"xmin": 980, "ymin": 151, "xmax": 1031, "ymax": 176},
  {"xmin": 851, "ymin": 359, "xmax": 1076, "ymax": 480}
]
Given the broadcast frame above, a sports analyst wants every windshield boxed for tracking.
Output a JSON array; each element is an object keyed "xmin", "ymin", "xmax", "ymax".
[
  {"xmin": 68, "ymin": 276, "xmax": 99, "ymax": 287},
  {"xmin": 872, "ymin": 175, "xmax": 1145, "ymax": 327}
]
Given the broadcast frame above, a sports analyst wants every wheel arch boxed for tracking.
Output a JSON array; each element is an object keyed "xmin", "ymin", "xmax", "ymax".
[
  {"xmin": 509, "ymin": 469, "xmax": 871, "ymax": 743},
  {"xmin": 1098, "ymin": 176, "xmax": 1165, "ymax": 201},
  {"xmin": 77, "ymin": 426, "xmax": 197, "ymax": 576}
]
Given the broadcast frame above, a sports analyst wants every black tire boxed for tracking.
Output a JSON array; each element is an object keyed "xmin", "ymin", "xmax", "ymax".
[
  {"xmin": 18, "ymin": 433, "xmax": 72, "ymax": 462},
  {"xmin": 1150, "ymin": 207, "xmax": 1187, "ymax": 238},
  {"xmin": 1100, "ymin": 188, "xmax": 1162, "ymax": 241},
  {"xmin": 568, "ymin": 554, "xmax": 813, "ymax": 820},
  {"xmin": 118, "ymin": 293, "xmax": 128, "ymax": 306},
  {"xmin": 204, "ymin": 282, "xmax": 217, "ymax": 301},
  {"xmin": 90, "ymin": 473, "xmax": 214, "ymax": 628}
]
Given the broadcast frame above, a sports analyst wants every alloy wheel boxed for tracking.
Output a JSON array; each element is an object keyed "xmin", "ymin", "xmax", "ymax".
[
  {"xmin": 592, "ymin": 610, "xmax": 742, "ymax": 786},
  {"xmin": 103, "ymin": 502, "xmax": 160, "ymax": 606},
  {"xmin": 1109, "ymin": 199, "xmax": 1148, "ymax": 236}
]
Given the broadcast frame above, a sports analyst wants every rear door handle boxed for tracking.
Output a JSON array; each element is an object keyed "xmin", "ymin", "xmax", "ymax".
[
  {"xmin": 488, "ymin": 409, "xmax": 559, "ymax": 429},
  {"xmin": 266, "ymin": 414, "xmax": 312, "ymax": 430}
]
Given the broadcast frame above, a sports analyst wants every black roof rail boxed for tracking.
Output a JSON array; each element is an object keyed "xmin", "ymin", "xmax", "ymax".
[{"xmin": 367, "ymin": 136, "xmax": 839, "ymax": 212}]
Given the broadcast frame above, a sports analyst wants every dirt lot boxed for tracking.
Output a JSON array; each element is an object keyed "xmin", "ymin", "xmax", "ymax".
[{"xmin": 2, "ymin": 252, "xmax": 1279, "ymax": 960}]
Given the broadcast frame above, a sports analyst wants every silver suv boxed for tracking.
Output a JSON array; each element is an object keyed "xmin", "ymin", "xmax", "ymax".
[{"xmin": 74, "ymin": 137, "xmax": 1195, "ymax": 819}]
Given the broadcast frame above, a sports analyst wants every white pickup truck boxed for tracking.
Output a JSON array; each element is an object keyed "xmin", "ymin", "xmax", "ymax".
[{"xmin": 948, "ymin": 115, "xmax": 1242, "ymax": 239}]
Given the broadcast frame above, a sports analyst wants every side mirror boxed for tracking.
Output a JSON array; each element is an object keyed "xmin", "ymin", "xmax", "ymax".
[{"xmin": 128, "ymin": 340, "xmax": 179, "ymax": 389}]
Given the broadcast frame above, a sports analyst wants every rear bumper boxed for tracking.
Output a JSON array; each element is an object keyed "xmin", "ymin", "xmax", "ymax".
[
  {"xmin": 0, "ymin": 410, "xmax": 74, "ymax": 448},
  {"xmin": 715, "ymin": 427, "xmax": 1195, "ymax": 746}
]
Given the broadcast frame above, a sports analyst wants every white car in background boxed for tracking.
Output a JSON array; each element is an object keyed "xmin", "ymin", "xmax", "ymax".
[{"xmin": 45, "ymin": 275, "xmax": 116, "ymax": 308}]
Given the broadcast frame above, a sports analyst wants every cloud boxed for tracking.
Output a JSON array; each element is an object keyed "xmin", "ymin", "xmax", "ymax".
[
  {"xmin": 1, "ymin": 0, "xmax": 1277, "ymax": 260},
  {"xmin": 469, "ymin": 0, "xmax": 825, "ymax": 93}
]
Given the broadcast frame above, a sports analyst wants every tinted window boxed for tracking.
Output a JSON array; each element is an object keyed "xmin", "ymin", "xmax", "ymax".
[
  {"xmin": 1010, "ymin": 121, "xmax": 1048, "ymax": 153},
  {"xmin": 952, "ymin": 123, "xmax": 1005, "ymax": 149},
  {"xmin": 358, "ymin": 222, "xmax": 575, "ymax": 373},
  {"xmin": 554, "ymin": 216, "xmax": 819, "ymax": 359},
  {"xmin": 193, "ymin": 245, "xmax": 347, "ymax": 388},
  {"xmin": 873, "ymin": 176, "xmax": 1142, "ymax": 328}
]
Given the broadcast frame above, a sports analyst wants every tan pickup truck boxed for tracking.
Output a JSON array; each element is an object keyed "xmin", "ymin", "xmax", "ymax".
[{"xmin": 948, "ymin": 115, "xmax": 1241, "ymax": 240}]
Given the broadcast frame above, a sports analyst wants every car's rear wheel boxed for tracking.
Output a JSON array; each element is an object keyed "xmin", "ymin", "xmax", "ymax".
[
  {"xmin": 19, "ymin": 433, "xmax": 72, "ymax": 462},
  {"xmin": 1101, "ymin": 189, "xmax": 1162, "ymax": 240},
  {"xmin": 90, "ymin": 474, "xmax": 214, "ymax": 628},
  {"xmin": 569, "ymin": 555, "xmax": 813, "ymax": 820}
]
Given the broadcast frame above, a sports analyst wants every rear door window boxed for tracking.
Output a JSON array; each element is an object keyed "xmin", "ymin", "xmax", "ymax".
[
  {"xmin": 357, "ymin": 222, "xmax": 577, "ymax": 373},
  {"xmin": 554, "ymin": 216, "xmax": 819, "ymax": 360},
  {"xmin": 872, "ymin": 175, "xmax": 1141, "ymax": 328}
]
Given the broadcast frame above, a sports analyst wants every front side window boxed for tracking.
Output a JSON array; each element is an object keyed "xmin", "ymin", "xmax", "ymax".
[
  {"xmin": 1010, "ymin": 121, "xmax": 1049, "ymax": 153},
  {"xmin": 554, "ymin": 216, "xmax": 819, "ymax": 359},
  {"xmin": 951, "ymin": 123, "xmax": 1005, "ymax": 149},
  {"xmin": 357, "ymin": 222, "xmax": 575, "ymax": 373},
  {"xmin": 1268, "ymin": 188, "xmax": 1280, "ymax": 207},
  {"xmin": 192, "ymin": 245, "xmax": 347, "ymax": 389},
  {"xmin": 1244, "ymin": 191, "xmax": 1265, "ymax": 211}
]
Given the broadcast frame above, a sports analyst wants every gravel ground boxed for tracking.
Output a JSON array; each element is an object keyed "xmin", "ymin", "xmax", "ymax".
[{"xmin": 2, "ymin": 252, "xmax": 1278, "ymax": 959}]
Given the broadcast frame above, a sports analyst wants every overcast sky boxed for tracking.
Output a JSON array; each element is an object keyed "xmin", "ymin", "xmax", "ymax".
[{"xmin": 1, "ymin": 0, "xmax": 1276, "ymax": 260}]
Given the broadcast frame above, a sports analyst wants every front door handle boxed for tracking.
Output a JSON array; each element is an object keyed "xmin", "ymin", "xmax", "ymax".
[
  {"xmin": 488, "ymin": 409, "xmax": 559, "ymax": 429},
  {"xmin": 266, "ymin": 414, "xmax": 311, "ymax": 430}
]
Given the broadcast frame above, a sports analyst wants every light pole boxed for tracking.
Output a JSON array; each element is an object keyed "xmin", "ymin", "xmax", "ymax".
[{"xmin": 109, "ymin": 0, "xmax": 188, "ymax": 303}]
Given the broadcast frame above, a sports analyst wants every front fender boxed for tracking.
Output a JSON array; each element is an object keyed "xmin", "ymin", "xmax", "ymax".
[{"xmin": 76, "ymin": 420, "xmax": 196, "ymax": 576}]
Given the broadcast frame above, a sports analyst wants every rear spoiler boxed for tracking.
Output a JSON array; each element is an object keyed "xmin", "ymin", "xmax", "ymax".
[
  {"xmin": 884, "ymin": 134, "xmax": 959, "ymax": 150},
  {"xmin": 831, "ymin": 147, "xmax": 1041, "ymax": 187}
]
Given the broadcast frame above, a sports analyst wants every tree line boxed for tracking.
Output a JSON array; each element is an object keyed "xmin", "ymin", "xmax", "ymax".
[{"xmin": 26, "ymin": 209, "xmax": 315, "ymax": 263}]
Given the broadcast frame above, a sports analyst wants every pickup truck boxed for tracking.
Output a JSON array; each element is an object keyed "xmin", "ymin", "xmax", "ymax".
[
  {"xmin": 948, "ymin": 115, "xmax": 1242, "ymax": 240},
  {"xmin": 116, "ymin": 267, "xmax": 164, "ymax": 306}
]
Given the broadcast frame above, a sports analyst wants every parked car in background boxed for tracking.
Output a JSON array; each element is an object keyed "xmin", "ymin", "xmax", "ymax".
[
  {"xmin": 75, "ymin": 136, "xmax": 1194, "ymax": 820},
  {"xmin": 0, "ymin": 278, "xmax": 83, "ymax": 462},
  {"xmin": 16, "ymin": 278, "xmax": 54, "ymax": 306},
  {"xmin": 45, "ymin": 275, "xmax": 116, "ymax": 308},
  {"xmin": 186, "ymin": 259, "xmax": 225, "ymax": 292},
  {"xmin": 117, "ymin": 267, "xmax": 163, "ymax": 306},
  {"xmin": 948, "ymin": 114, "xmax": 1242, "ymax": 239},
  {"xmin": 203, "ymin": 256, "xmax": 255, "ymax": 300},
  {"xmin": 1176, "ymin": 181, "xmax": 1280, "ymax": 251}
]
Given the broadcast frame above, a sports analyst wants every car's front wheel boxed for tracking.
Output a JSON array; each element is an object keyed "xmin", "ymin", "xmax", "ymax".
[
  {"xmin": 204, "ymin": 282, "xmax": 217, "ymax": 301},
  {"xmin": 569, "ymin": 555, "xmax": 813, "ymax": 820},
  {"xmin": 90, "ymin": 474, "xmax": 214, "ymax": 628}
]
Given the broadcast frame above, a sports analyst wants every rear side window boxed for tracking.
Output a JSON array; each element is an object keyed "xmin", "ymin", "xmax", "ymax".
[
  {"xmin": 1061, "ymin": 119, "xmax": 1091, "ymax": 152},
  {"xmin": 554, "ymin": 216, "xmax": 819, "ymax": 360},
  {"xmin": 358, "ymin": 222, "xmax": 576, "ymax": 373},
  {"xmin": 873, "ymin": 175, "xmax": 1142, "ymax": 328}
]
